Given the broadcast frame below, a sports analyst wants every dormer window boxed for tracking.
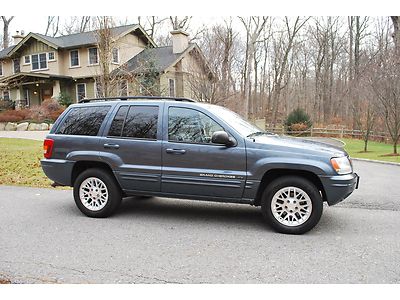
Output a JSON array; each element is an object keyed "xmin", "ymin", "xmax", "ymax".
[
  {"xmin": 88, "ymin": 47, "xmax": 99, "ymax": 65},
  {"xmin": 31, "ymin": 53, "xmax": 47, "ymax": 71}
]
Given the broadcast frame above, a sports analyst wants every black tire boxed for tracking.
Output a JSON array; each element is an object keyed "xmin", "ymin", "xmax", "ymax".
[
  {"xmin": 73, "ymin": 168, "xmax": 122, "ymax": 218},
  {"xmin": 261, "ymin": 176, "xmax": 323, "ymax": 234}
]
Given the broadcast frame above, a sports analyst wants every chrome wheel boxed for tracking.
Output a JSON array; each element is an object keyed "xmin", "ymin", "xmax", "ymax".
[
  {"xmin": 271, "ymin": 186, "xmax": 312, "ymax": 227},
  {"xmin": 79, "ymin": 177, "xmax": 109, "ymax": 211}
]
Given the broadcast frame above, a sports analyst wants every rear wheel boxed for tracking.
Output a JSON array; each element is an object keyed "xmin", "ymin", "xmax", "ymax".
[
  {"xmin": 261, "ymin": 176, "xmax": 323, "ymax": 234},
  {"xmin": 73, "ymin": 168, "xmax": 122, "ymax": 218}
]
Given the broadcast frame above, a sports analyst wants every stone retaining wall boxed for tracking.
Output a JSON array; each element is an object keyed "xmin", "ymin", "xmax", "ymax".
[{"xmin": 0, "ymin": 122, "xmax": 53, "ymax": 131}]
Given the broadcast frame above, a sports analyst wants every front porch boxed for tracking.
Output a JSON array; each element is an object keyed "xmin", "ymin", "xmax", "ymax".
[{"xmin": 0, "ymin": 72, "xmax": 73, "ymax": 108}]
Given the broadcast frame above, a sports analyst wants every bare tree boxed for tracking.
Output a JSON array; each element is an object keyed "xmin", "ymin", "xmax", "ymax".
[
  {"xmin": 94, "ymin": 17, "xmax": 118, "ymax": 98},
  {"xmin": 45, "ymin": 16, "xmax": 60, "ymax": 37},
  {"xmin": 239, "ymin": 16, "xmax": 269, "ymax": 119},
  {"xmin": 136, "ymin": 16, "xmax": 168, "ymax": 40},
  {"xmin": 270, "ymin": 17, "xmax": 309, "ymax": 126},
  {"xmin": 1, "ymin": 16, "xmax": 14, "ymax": 48},
  {"xmin": 370, "ymin": 51, "xmax": 400, "ymax": 154},
  {"xmin": 391, "ymin": 16, "xmax": 400, "ymax": 53}
]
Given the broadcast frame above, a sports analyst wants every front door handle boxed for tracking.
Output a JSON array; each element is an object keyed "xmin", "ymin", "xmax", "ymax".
[
  {"xmin": 166, "ymin": 148, "xmax": 186, "ymax": 154},
  {"xmin": 104, "ymin": 143, "xmax": 120, "ymax": 149}
]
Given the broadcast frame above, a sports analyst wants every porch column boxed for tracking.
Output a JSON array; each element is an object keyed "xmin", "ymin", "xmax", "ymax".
[
  {"xmin": 15, "ymin": 86, "xmax": 24, "ymax": 109},
  {"xmin": 52, "ymin": 80, "xmax": 61, "ymax": 100}
]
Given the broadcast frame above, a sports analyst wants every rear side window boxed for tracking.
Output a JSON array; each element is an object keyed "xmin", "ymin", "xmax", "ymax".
[
  {"xmin": 108, "ymin": 105, "xmax": 158, "ymax": 139},
  {"xmin": 55, "ymin": 106, "xmax": 110, "ymax": 136}
]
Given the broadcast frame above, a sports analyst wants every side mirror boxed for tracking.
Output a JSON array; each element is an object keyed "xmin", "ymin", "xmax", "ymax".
[{"xmin": 211, "ymin": 131, "xmax": 236, "ymax": 147}]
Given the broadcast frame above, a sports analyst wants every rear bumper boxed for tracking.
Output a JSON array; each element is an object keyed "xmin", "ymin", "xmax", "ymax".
[
  {"xmin": 319, "ymin": 173, "xmax": 359, "ymax": 206},
  {"xmin": 41, "ymin": 159, "xmax": 75, "ymax": 186}
]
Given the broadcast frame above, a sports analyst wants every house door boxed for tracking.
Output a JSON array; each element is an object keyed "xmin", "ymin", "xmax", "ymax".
[{"xmin": 42, "ymin": 88, "xmax": 53, "ymax": 102}]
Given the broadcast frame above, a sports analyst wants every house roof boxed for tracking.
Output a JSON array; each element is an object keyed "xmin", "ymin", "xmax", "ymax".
[
  {"xmin": 121, "ymin": 43, "xmax": 215, "ymax": 79},
  {"xmin": 2, "ymin": 24, "xmax": 156, "ymax": 58},
  {"xmin": 124, "ymin": 46, "xmax": 183, "ymax": 74},
  {"xmin": 0, "ymin": 45, "xmax": 16, "ymax": 59},
  {"xmin": 35, "ymin": 24, "xmax": 142, "ymax": 48}
]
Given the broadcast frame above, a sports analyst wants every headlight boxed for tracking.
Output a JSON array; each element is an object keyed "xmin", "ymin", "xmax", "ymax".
[{"xmin": 330, "ymin": 156, "xmax": 352, "ymax": 175}]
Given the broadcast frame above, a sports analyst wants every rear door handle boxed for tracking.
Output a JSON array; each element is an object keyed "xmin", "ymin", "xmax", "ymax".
[
  {"xmin": 166, "ymin": 148, "xmax": 186, "ymax": 154},
  {"xmin": 104, "ymin": 143, "xmax": 120, "ymax": 149}
]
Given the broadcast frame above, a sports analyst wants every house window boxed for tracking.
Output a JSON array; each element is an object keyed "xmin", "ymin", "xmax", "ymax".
[
  {"xmin": 76, "ymin": 83, "xmax": 86, "ymax": 101},
  {"xmin": 112, "ymin": 48, "xmax": 119, "ymax": 64},
  {"xmin": 13, "ymin": 58, "xmax": 20, "ymax": 73},
  {"xmin": 169, "ymin": 78, "xmax": 175, "ymax": 97},
  {"xmin": 119, "ymin": 80, "xmax": 128, "ymax": 96},
  {"xmin": 0, "ymin": 62, "xmax": 3, "ymax": 76},
  {"xmin": 88, "ymin": 47, "xmax": 98, "ymax": 65},
  {"xmin": 24, "ymin": 55, "xmax": 30, "ymax": 64},
  {"xmin": 70, "ymin": 50, "xmax": 79, "ymax": 67},
  {"xmin": 3, "ymin": 90, "xmax": 10, "ymax": 101},
  {"xmin": 48, "ymin": 52, "xmax": 55, "ymax": 61},
  {"xmin": 31, "ymin": 53, "xmax": 47, "ymax": 71}
]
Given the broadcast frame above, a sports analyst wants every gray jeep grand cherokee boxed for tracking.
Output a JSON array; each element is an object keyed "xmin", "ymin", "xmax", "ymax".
[{"xmin": 41, "ymin": 96, "xmax": 359, "ymax": 234}]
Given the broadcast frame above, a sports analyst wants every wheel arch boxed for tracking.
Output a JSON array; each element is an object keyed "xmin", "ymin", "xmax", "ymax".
[
  {"xmin": 71, "ymin": 160, "xmax": 117, "ymax": 187},
  {"xmin": 253, "ymin": 168, "xmax": 326, "ymax": 206}
]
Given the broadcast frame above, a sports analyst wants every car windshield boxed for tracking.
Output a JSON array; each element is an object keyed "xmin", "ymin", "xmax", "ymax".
[{"xmin": 206, "ymin": 105, "xmax": 271, "ymax": 137}]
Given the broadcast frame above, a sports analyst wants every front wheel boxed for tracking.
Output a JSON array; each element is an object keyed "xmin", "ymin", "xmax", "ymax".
[
  {"xmin": 261, "ymin": 176, "xmax": 323, "ymax": 234},
  {"xmin": 73, "ymin": 168, "xmax": 122, "ymax": 218}
]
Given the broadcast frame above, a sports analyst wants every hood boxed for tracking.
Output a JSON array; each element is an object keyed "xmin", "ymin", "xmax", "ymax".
[{"xmin": 249, "ymin": 134, "xmax": 347, "ymax": 158}]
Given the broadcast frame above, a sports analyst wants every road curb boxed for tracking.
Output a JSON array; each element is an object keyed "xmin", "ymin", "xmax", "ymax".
[{"xmin": 352, "ymin": 157, "xmax": 400, "ymax": 166}]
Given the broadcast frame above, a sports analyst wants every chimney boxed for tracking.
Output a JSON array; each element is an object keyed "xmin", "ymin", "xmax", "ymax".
[
  {"xmin": 171, "ymin": 30, "xmax": 189, "ymax": 54},
  {"xmin": 12, "ymin": 31, "xmax": 25, "ymax": 45}
]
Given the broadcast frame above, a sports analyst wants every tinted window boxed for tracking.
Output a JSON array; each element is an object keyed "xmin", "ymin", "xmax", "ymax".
[
  {"xmin": 121, "ymin": 106, "xmax": 158, "ymax": 139},
  {"xmin": 108, "ymin": 106, "xmax": 129, "ymax": 137},
  {"xmin": 168, "ymin": 107, "xmax": 224, "ymax": 144},
  {"xmin": 55, "ymin": 106, "xmax": 110, "ymax": 136}
]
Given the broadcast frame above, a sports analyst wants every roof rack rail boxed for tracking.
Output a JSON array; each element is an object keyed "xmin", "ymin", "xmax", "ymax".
[{"xmin": 78, "ymin": 96, "xmax": 196, "ymax": 104}]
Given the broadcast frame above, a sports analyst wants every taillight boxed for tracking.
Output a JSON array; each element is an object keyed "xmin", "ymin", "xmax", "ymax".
[{"xmin": 43, "ymin": 138, "xmax": 54, "ymax": 159}]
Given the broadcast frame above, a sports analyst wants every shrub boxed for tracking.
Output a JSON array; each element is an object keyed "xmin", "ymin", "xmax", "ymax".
[
  {"xmin": 0, "ymin": 100, "xmax": 65, "ymax": 123},
  {"xmin": 289, "ymin": 122, "xmax": 309, "ymax": 132},
  {"xmin": 0, "ymin": 109, "xmax": 30, "ymax": 122},
  {"xmin": 57, "ymin": 92, "xmax": 73, "ymax": 107},
  {"xmin": 0, "ymin": 100, "xmax": 15, "ymax": 111},
  {"xmin": 285, "ymin": 108, "xmax": 312, "ymax": 131}
]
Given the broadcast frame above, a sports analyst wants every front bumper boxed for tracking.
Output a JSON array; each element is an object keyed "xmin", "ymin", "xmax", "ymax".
[{"xmin": 319, "ymin": 172, "xmax": 359, "ymax": 206}]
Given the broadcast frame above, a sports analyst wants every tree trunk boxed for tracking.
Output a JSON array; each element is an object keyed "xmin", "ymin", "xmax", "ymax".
[{"xmin": 1, "ymin": 16, "xmax": 14, "ymax": 49}]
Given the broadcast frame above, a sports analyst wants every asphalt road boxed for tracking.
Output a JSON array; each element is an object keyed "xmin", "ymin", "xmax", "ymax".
[{"xmin": 1, "ymin": 160, "xmax": 400, "ymax": 284}]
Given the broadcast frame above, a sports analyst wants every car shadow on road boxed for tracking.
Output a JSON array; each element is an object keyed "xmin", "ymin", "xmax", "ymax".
[{"xmin": 114, "ymin": 196, "xmax": 270, "ymax": 231}]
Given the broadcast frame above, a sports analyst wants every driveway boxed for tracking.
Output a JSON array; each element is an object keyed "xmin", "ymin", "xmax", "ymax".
[
  {"xmin": 0, "ymin": 160, "xmax": 399, "ymax": 283},
  {"xmin": 0, "ymin": 131, "xmax": 49, "ymax": 141}
]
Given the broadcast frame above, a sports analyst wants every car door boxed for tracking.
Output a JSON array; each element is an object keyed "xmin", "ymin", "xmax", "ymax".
[
  {"xmin": 161, "ymin": 104, "xmax": 247, "ymax": 200},
  {"xmin": 99, "ymin": 103, "xmax": 162, "ymax": 193}
]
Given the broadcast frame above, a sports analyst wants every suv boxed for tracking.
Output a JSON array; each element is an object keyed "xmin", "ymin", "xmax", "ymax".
[{"xmin": 41, "ymin": 96, "xmax": 359, "ymax": 234}]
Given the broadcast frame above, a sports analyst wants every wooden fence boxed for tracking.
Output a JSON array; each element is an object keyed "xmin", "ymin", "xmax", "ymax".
[{"xmin": 253, "ymin": 120, "xmax": 389, "ymax": 142}]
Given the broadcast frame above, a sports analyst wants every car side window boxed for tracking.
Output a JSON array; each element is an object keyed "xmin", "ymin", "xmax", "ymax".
[
  {"xmin": 55, "ymin": 106, "xmax": 110, "ymax": 136},
  {"xmin": 168, "ymin": 107, "xmax": 224, "ymax": 144},
  {"xmin": 108, "ymin": 106, "xmax": 129, "ymax": 137},
  {"xmin": 108, "ymin": 105, "xmax": 158, "ymax": 140}
]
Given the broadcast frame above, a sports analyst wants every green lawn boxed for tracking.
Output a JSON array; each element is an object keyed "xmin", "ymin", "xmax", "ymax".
[
  {"xmin": 340, "ymin": 138, "xmax": 400, "ymax": 164},
  {"xmin": 0, "ymin": 138, "xmax": 53, "ymax": 187}
]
